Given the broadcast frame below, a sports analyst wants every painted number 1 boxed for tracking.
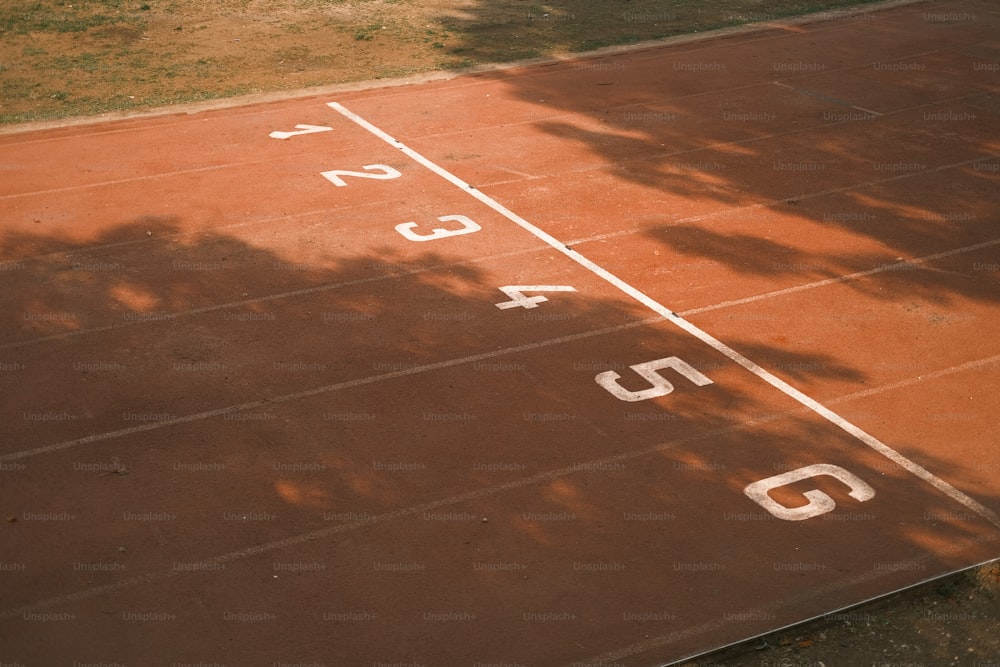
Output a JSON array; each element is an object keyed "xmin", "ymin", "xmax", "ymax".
[
  {"xmin": 321, "ymin": 164, "xmax": 402, "ymax": 187},
  {"xmin": 596, "ymin": 356, "xmax": 713, "ymax": 402},
  {"xmin": 270, "ymin": 124, "xmax": 333, "ymax": 140}
]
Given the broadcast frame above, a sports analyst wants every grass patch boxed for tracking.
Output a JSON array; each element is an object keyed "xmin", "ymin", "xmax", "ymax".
[
  {"xmin": 575, "ymin": 34, "xmax": 643, "ymax": 52},
  {"xmin": 0, "ymin": 1, "xmax": 139, "ymax": 35},
  {"xmin": 52, "ymin": 52, "xmax": 104, "ymax": 73},
  {"xmin": 0, "ymin": 0, "xmax": 885, "ymax": 125},
  {"xmin": 353, "ymin": 24, "xmax": 382, "ymax": 41}
]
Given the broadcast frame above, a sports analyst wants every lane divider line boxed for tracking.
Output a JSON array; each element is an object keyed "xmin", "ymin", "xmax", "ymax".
[
  {"xmin": 5, "ymin": 351, "xmax": 997, "ymax": 620},
  {"xmin": 678, "ymin": 237, "xmax": 1000, "ymax": 317},
  {"xmin": 0, "ymin": 318, "xmax": 659, "ymax": 462},
  {"xmin": 0, "ymin": 243, "xmax": 556, "ymax": 351},
  {"xmin": 327, "ymin": 100, "xmax": 1000, "ymax": 528}
]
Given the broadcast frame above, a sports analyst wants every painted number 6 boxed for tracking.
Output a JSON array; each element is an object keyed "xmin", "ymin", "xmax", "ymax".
[
  {"xmin": 744, "ymin": 464, "xmax": 875, "ymax": 521},
  {"xmin": 595, "ymin": 356, "xmax": 713, "ymax": 402},
  {"xmin": 395, "ymin": 215, "xmax": 482, "ymax": 242}
]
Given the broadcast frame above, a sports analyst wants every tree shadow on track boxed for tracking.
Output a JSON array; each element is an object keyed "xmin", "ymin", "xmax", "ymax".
[
  {"xmin": 429, "ymin": 0, "xmax": 880, "ymax": 65},
  {"xmin": 435, "ymin": 0, "xmax": 1000, "ymax": 311},
  {"xmin": 314, "ymin": 1, "xmax": 1000, "ymax": 662},
  {"xmin": 430, "ymin": 5, "xmax": 1000, "ymax": 660},
  {"xmin": 3, "ymin": 3, "xmax": 1000, "ymax": 666},
  {"xmin": 2, "ymin": 207, "xmax": 998, "ymax": 666}
]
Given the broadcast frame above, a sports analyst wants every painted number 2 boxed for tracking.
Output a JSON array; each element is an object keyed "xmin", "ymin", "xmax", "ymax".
[
  {"xmin": 596, "ymin": 356, "xmax": 713, "ymax": 402},
  {"xmin": 321, "ymin": 164, "xmax": 402, "ymax": 187},
  {"xmin": 396, "ymin": 215, "xmax": 482, "ymax": 242}
]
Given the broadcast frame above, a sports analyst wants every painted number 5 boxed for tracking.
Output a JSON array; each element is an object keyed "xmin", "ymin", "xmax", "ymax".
[
  {"xmin": 396, "ymin": 215, "xmax": 482, "ymax": 242},
  {"xmin": 596, "ymin": 356, "xmax": 713, "ymax": 402}
]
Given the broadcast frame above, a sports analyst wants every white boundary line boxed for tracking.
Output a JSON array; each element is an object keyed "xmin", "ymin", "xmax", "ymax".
[
  {"xmin": 4, "ymin": 231, "xmax": 996, "ymax": 353},
  {"xmin": 679, "ymin": 237, "xmax": 1000, "ymax": 317},
  {"xmin": 559, "ymin": 151, "xmax": 1000, "ymax": 249},
  {"xmin": 4, "ymin": 351, "xmax": 996, "ymax": 620},
  {"xmin": 0, "ymin": 242, "xmax": 555, "ymax": 351},
  {"xmin": 827, "ymin": 353, "xmax": 1000, "ymax": 407},
  {"xmin": 0, "ymin": 419, "xmax": 755, "ymax": 620},
  {"xmin": 603, "ymin": 552, "xmax": 1000, "ymax": 667},
  {"xmin": 0, "ymin": 318, "xmax": 659, "ymax": 462},
  {"xmin": 327, "ymin": 100, "xmax": 1000, "ymax": 529}
]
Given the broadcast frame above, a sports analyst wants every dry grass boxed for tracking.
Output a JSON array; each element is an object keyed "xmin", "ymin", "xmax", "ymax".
[{"xmin": 1, "ymin": 0, "xmax": 878, "ymax": 124}]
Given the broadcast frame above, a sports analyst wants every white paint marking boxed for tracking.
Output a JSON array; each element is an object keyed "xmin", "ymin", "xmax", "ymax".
[
  {"xmin": 6, "ymin": 357, "xmax": 997, "ymax": 619},
  {"xmin": 591, "ymin": 550, "xmax": 997, "ymax": 666},
  {"xmin": 827, "ymin": 353, "xmax": 1000, "ymax": 407},
  {"xmin": 680, "ymin": 238, "xmax": 1000, "ymax": 317},
  {"xmin": 269, "ymin": 124, "xmax": 334, "ymax": 140},
  {"xmin": 595, "ymin": 356, "xmax": 713, "ymax": 402},
  {"xmin": 496, "ymin": 165, "xmax": 539, "ymax": 179},
  {"xmin": 0, "ymin": 411, "xmax": 768, "ymax": 620},
  {"xmin": 0, "ymin": 243, "xmax": 561, "ymax": 352},
  {"xmin": 0, "ymin": 318, "xmax": 658, "ymax": 463},
  {"xmin": 327, "ymin": 100, "xmax": 1000, "ymax": 529},
  {"xmin": 6, "ymin": 228, "xmax": 996, "ymax": 352},
  {"xmin": 495, "ymin": 285, "xmax": 577, "ymax": 310},
  {"xmin": 0, "ymin": 160, "xmax": 273, "ymax": 201},
  {"xmin": 744, "ymin": 464, "xmax": 876, "ymax": 521},
  {"xmin": 851, "ymin": 104, "xmax": 882, "ymax": 116},
  {"xmin": 320, "ymin": 163, "xmax": 401, "ymax": 187},
  {"xmin": 395, "ymin": 214, "xmax": 481, "ymax": 242}
]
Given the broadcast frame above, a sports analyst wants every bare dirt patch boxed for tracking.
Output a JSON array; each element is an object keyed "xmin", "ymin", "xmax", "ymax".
[
  {"xmin": 684, "ymin": 563, "xmax": 1000, "ymax": 666},
  {"xmin": 5, "ymin": 0, "xmax": 885, "ymax": 124}
]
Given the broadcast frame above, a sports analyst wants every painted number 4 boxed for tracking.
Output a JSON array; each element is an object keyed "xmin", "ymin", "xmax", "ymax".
[
  {"xmin": 495, "ymin": 285, "xmax": 577, "ymax": 310},
  {"xmin": 596, "ymin": 356, "xmax": 713, "ymax": 402}
]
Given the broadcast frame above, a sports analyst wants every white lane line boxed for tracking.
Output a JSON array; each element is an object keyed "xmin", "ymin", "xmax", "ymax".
[
  {"xmin": 679, "ymin": 237, "xmax": 1000, "ymax": 317},
  {"xmin": 595, "ymin": 550, "xmax": 1000, "ymax": 667},
  {"xmin": 8, "ymin": 359, "xmax": 998, "ymax": 621},
  {"xmin": 424, "ymin": 91, "xmax": 996, "ymax": 195},
  {"xmin": 496, "ymin": 165, "xmax": 539, "ymax": 180},
  {"xmin": 8, "ymin": 231, "xmax": 993, "ymax": 354},
  {"xmin": 0, "ymin": 161, "xmax": 275, "ymax": 201},
  {"xmin": 6, "ymin": 352, "xmax": 996, "ymax": 620},
  {"xmin": 5, "ymin": 128, "xmax": 993, "ymax": 348},
  {"xmin": 0, "ymin": 417, "xmax": 758, "ymax": 620},
  {"xmin": 0, "ymin": 243, "xmax": 555, "ymax": 351},
  {"xmin": 5, "ymin": 225, "xmax": 993, "ymax": 352},
  {"xmin": 0, "ymin": 318, "xmax": 659, "ymax": 462},
  {"xmin": 4, "ymin": 199, "xmax": 386, "ymax": 267},
  {"xmin": 6, "ymin": 229, "xmax": 993, "ymax": 353},
  {"xmin": 559, "ymin": 151, "xmax": 1000, "ymax": 248},
  {"xmin": 328, "ymin": 101, "xmax": 1000, "ymax": 529},
  {"xmin": 771, "ymin": 80, "xmax": 884, "ymax": 116},
  {"xmin": 827, "ymin": 353, "xmax": 1000, "ymax": 407}
]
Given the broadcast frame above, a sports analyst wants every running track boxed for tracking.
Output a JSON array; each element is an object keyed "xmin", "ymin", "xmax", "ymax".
[{"xmin": 1, "ymin": 0, "xmax": 999, "ymax": 664}]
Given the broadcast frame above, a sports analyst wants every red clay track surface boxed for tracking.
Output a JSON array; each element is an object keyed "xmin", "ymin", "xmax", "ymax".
[{"xmin": 2, "ymin": 1, "xmax": 999, "ymax": 664}]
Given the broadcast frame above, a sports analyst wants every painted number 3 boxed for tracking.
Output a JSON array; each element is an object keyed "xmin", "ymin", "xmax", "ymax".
[
  {"xmin": 596, "ymin": 356, "xmax": 713, "ymax": 402},
  {"xmin": 395, "ymin": 215, "xmax": 482, "ymax": 242}
]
